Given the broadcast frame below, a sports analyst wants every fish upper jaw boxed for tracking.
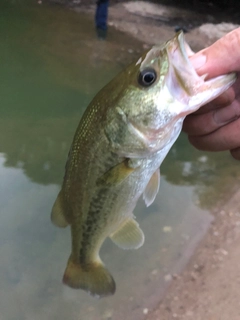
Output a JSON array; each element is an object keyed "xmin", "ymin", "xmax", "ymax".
[{"xmin": 165, "ymin": 31, "xmax": 237, "ymax": 116}]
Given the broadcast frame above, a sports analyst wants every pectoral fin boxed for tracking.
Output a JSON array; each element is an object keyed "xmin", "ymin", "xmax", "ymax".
[
  {"xmin": 97, "ymin": 159, "xmax": 135, "ymax": 186},
  {"xmin": 109, "ymin": 218, "xmax": 145, "ymax": 249},
  {"xmin": 51, "ymin": 191, "xmax": 69, "ymax": 228},
  {"xmin": 143, "ymin": 169, "xmax": 160, "ymax": 207}
]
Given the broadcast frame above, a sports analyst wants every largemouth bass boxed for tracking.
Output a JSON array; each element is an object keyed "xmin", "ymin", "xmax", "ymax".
[{"xmin": 51, "ymin": 32, "xmax": 236, "ymax": 298}]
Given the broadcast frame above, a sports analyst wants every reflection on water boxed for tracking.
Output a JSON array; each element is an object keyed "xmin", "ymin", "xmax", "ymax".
[
  {"xmin": 162, "ymin": 134, "xmax": 240, "ymax": 209},
  {"xmin": 0, "ymin": 153, "xmax": 212, "ymax": 320},
  {"xmin": 0, "ymin": 1, "xmax": 239, "ymax": 320}
]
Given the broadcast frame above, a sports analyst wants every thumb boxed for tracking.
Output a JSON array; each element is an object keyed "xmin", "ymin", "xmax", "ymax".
[{"xmin": 190, "ymin": 27, "xmax": 240, "ymax": 77}]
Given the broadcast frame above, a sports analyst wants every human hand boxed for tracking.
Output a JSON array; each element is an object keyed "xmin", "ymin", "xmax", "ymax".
[{"xmin": 183, "ymin": 27, "xmax": 240, "ymax": 160}]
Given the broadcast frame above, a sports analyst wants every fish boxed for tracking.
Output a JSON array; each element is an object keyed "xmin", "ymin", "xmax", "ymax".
[{"xmin": 51, "ymin": 32, "xmax": 236, "ymax": 298}]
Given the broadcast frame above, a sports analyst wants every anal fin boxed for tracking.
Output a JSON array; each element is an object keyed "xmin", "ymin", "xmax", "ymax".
[
  {"xmin": 109, "ymin": 218, "xmax": 144, "ymax": 250},
  {"xmin": 51, "ymin": 191, "xmax": 69, "ymax": 228},
  {"xmin": 143, "ymin": 169, "xmax": 160, "ymax": 207}
]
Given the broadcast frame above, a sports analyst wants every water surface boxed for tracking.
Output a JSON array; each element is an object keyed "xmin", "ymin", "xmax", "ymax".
[{"xmin": 1, "ymin": 2, "xmax": 239, "ymax": 320}]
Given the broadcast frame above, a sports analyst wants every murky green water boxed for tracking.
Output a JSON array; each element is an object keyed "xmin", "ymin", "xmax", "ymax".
[{"xmin": 1, "ymin": 2, "xmax": 239, "ymax": 320}]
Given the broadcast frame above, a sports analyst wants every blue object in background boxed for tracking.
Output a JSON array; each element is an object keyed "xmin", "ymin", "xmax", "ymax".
[{"xmin": 95, "ymin": 0, "xmax": 109, "ymax": 39}]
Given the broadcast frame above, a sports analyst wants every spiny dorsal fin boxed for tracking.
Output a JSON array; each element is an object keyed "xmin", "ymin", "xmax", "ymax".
[
  {"xmin": 143, "ymin": 169, "xmax": 160, "ymax": 207},
  {"xmin": 51, "ymin": 191, "xmax": 69, "ymax": 228},
  {"xmin": 109, "ymin": 218, "xmax": 144, "ymax": 250}
]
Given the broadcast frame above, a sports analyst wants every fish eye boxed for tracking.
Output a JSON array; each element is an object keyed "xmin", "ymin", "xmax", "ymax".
[{"xmin": 138, "ymin": 68, "xmax": 157, "ymax": 87}]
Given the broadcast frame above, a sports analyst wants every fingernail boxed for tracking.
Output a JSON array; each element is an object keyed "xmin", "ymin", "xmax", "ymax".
[
  {"xmin": 190, "ymin": 53, "xmax": 207, "ymax": 70},
  {"xmin": 213, "ymin": 101, "xmax": 240, "ymax": 125}
]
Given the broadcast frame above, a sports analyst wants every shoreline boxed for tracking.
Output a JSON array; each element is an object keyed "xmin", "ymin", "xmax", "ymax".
[
  {"xmin": 71, "ymin": 1, "xmax": 239, "ymax": 51},
  {"xmin": 147, "ymin": 185, "xmax": 240, "ymax": 320}
]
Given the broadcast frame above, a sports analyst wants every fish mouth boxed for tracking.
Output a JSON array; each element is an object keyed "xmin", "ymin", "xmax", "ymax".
[
  {"xmin": 166, "ymin": 31, "xmax": 196, "ymax": 100},
  {"xmin": 165, "ymin": 31, "xmax": 236, "ymax": 115}
]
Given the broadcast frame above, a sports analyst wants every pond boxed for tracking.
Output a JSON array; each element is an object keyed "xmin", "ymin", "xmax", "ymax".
[{"xmin": 1, "ymin": 1, "xmax": 239, "ymax": 319}]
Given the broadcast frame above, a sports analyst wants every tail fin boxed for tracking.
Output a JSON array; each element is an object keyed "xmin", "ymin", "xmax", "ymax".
[{"xmin": 62, "ymin": 258, "xmax": 116, "ymax": 298}]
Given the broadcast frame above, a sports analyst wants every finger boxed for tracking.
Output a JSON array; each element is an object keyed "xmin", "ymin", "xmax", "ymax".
[
  {"xmin": 230, "ymin": 147, "xmax": 240, "ymax": 160},
  {"xmin": 183, "ymin": 99, "xmax": 240, "ymax": 135},
  {"xmin": 232, "ymin": 73, "xmax": 240, "ymax": 92},
  {"xmin": 188, "ymin": 117, "xmax": 240, "ymax": 151},
  {"xmin": 190, "ymin": 27, "xmax": 240, "ymax": 77},
  {"xmin": 183, "ymin": 112, "xmax": 218, "ymax": 136}
]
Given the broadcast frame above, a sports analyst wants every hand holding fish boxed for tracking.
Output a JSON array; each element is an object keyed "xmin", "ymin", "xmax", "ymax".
[{"xmin": 183, "ymin": 27, "xmax": 240, "ymax": 160}]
